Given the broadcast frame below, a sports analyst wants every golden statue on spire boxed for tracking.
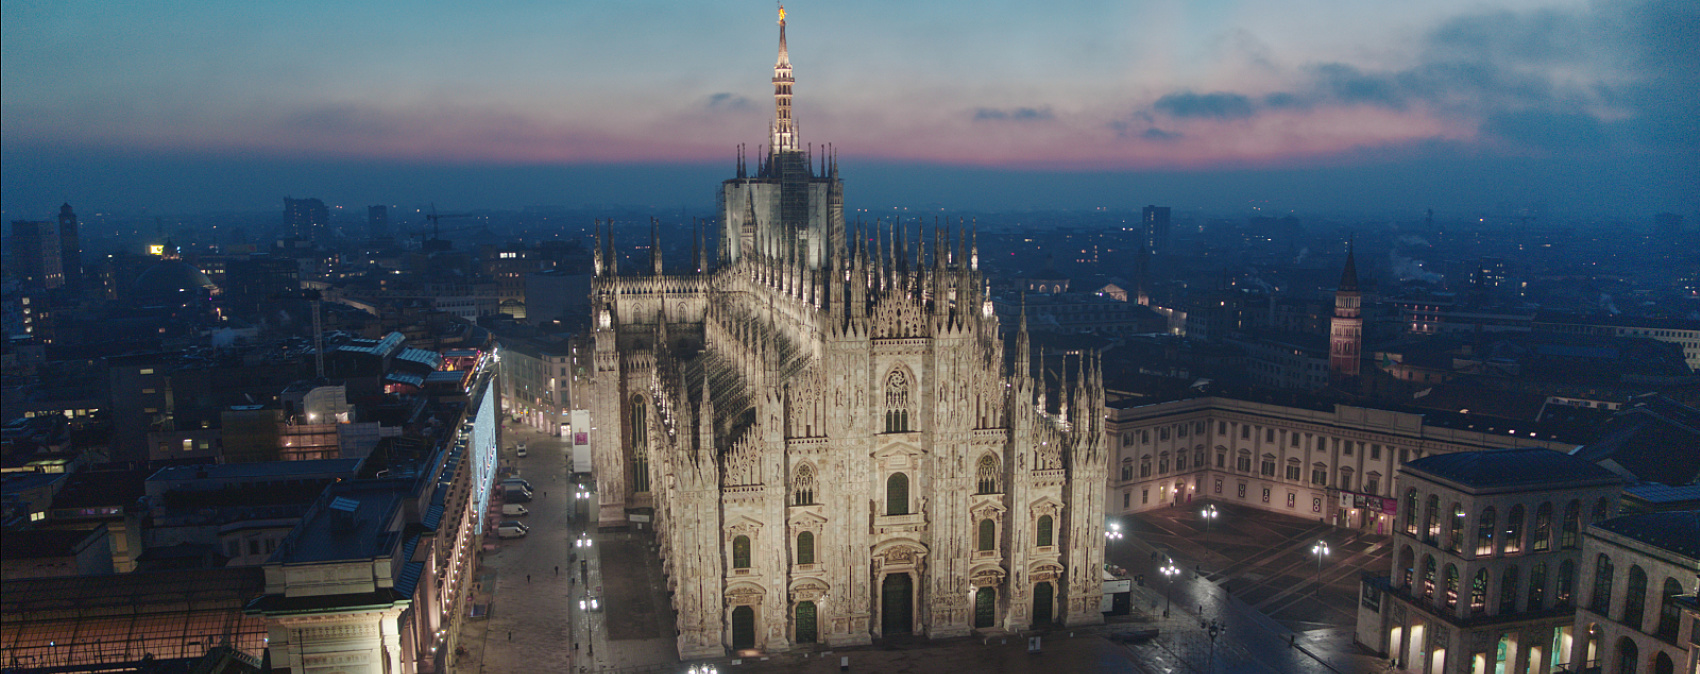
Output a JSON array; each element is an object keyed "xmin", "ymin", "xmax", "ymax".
[{"xmin": 778, "ymin": 4, "xmax": 786, "ymax": 25}]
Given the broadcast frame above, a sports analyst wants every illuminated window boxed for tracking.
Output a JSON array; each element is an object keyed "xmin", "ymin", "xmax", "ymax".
[{"xmin": 1476, "ymin": 507, "xmax": 1496, "ymax": 556}]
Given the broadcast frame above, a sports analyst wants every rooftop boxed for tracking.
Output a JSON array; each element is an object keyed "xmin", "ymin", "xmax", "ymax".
[
  {"xmin": 1, "ymin": 527, "xmax": 105, "ymax": 559},
  {"xmin": 273, "ymin": 480, "xmax": 405, "ymax": 564},
  {"xmin": 148, "ymin": 458, "xmax": 361, "ymax": 483},
  {"xmin": 1405, "ymin": 447, "xmax": 1625, "ymax": 491},
  {"xmin": 1593, "ymin": 511, "xmax": 1700, "ymax": 559}
]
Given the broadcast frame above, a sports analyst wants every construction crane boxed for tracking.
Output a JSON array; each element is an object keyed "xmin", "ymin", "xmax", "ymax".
[{"xmin": 417, "ymin": 204, "xmax": 481, "ymax": 252}]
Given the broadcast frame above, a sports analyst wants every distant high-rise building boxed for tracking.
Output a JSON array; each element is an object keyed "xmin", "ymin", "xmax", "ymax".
[
  {"xmin": 58, "ymin": 203, "xmax": 82, "ymax": 292},
  {"xmin": 10, "ymin": 219, "xmax": 63, "ymax": 290},
  {"xmin": 1330, "ymin": 239, "xmax": 1362, "ymax": 383},
  {"xmin": 283, "ymin": 197, "xmax": 329, "ymax": 243},
  {"xmin": 1141, "ymin": 205, "xmax": 1170, "ymax": 256},
  {"xmin": 367, "ymin": 205, "xmax": 389, "ymax": 240},
  {"xmin": 1471, "ymin": 256, "xmax": 1507, "ymax": 301}
]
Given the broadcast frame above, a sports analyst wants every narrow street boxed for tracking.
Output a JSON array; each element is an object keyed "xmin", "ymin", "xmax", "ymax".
[{"xmin": 455, "ymin": 422, "xmax": 678, "ymax": 673}]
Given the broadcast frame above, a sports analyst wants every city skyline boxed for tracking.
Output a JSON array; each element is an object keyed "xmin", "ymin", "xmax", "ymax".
[{"xmin": 3, "ymin": 0, "xmax": 1695, "ymax": 217}]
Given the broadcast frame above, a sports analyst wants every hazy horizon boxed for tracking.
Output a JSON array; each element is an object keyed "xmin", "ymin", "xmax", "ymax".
[{"xmin": 5, "ymin": 1, "xmax": 1695, "ymax": 220}]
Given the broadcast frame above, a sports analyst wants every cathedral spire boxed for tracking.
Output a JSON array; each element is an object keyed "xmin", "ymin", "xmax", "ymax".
[
  {"xmin": 651, "ymin": 217, "xmax": 664, "ymax": 275},
  {"xmin": 692, "ymin": 219, "xmax": 705, "ymax": 274},
  {"xmin": 770, "ymin": 5, "xmax": 798, "ymax": 154},
  {"xmin": 1015, "ymin": 293, "xmax": 1032, "ymax": 381},
  {"xmin": 1339, "ymin": 235, "xmax": 1359, "ymax": 292},
  {"xmin": 593, "ymin": 219, "xmax": 605, "ymax": 276}
]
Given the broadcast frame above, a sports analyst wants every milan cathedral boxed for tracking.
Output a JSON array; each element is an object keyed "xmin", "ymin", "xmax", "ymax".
[{"xmin": 587, "ymin": 8, "xmax": 1107, "ymax": 658}]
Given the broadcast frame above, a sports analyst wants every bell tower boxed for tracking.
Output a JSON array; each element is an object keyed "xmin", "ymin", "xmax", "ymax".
[{"xmin": 1330, "ymin": 238, "xmax": 1363, "ymax": 383}]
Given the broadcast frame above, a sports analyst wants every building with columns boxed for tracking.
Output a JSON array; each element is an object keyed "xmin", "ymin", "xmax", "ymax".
[
  {"xmin": 586, "ymin": 8, "xmax": 1106, "ymax": 658},
  {"xmin": 1354, "ymin": 448, "xmax": 1628, "ymax": 674},
  {"xmin": 1106, "ymin": 393, "xmax": 1581, "ymax": 531},
  {"xmin": 1569, "ymin": 511, "xmax": 1698, "ymax": 674}
]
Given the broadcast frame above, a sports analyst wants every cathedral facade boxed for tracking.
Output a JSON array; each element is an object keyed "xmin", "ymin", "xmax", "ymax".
[{"xmin": 586, "ymin": 9, "xmax": 1107, "ymax": 658}]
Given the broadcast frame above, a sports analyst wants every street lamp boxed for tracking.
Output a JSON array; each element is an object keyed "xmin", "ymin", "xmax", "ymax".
[
  {"xmin": 1202, "ymin": 618, "xmax": 1226, "ymax": 672},
  {"xmin": 1200, "ymin": 504, "xmax": 1219, "ymax": 533},
  {"xmin": 1159, "ymin": 560, "xmax": 1180, "ymax": 618},
  {"xmin": 1311, "ymin": 541, "xmax": 1330, "ymax": 594},
  {"xmin": 1105, "ymin": 521, "xmax": 1124, "ymax": 542}
]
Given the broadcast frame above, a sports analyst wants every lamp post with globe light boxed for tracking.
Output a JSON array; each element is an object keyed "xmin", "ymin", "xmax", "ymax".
[
  {"xmin": 1200, "ymin": 504, "xmax": 1219, "ymax": 533},
  {"xmin": 1160, "ymin": 560, "xmax": 1180, "ymax": 618},
  {"xmin": 1203, "ymin": 618, "xmax": 1226, "ymax": 672},
  {"xmin": 573, "ymin": 486, "xmax": 591, "ymax": 527}
]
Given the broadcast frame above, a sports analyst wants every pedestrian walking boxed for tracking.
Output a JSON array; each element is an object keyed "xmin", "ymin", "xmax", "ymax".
[
  {"xmin": 527, "ymin": 574, "xmax": 531, "ymax": 583},
  {"xmin": 508, "ymin": 631, "xmax": 512, "ymax": 641},
  {"xmin": 555, "ymin": 566, "xmax": 559, "ymax": 575}
]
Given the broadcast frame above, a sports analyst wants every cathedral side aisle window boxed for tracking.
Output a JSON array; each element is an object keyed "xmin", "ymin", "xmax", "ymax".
[{"xmin": 887, "ymin": 473, "xmax": 909, "ymax": 516}]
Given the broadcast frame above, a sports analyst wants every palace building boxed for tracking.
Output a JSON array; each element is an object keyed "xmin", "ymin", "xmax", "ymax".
[{"xmin": 585, "ymin": 8, "xmax": 1107, "ymax": 658}]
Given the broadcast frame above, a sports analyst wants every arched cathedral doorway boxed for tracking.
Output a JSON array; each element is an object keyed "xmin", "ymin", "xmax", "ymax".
[
  {"xmin": 731, "ymin": 606, "xmax": 755, "ymax": 650},
  {"xmin": 1032, "ymin": 581, "xmax": 1054, "ymax": 626},
  {"xmin": 881, "ymin": 573, "xmax": 914, "ymax": 635},
  {"xmin": 974, "ymin": 587, "xmax": 997, "ymax": 628}
]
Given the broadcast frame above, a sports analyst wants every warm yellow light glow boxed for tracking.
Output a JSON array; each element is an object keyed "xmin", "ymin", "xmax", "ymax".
[
  {"xmin": 148, "ymin": 244, "xmax": 165, "ymax": 256},
  {"xmin": 778, "ymin": 5, "xmax": 785, "ymax": 22}
]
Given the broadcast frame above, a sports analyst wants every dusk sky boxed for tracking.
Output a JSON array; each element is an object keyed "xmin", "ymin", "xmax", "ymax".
[{"xmin": 3, "ymin": 0, "xmax": 1695, "ymax": 218}]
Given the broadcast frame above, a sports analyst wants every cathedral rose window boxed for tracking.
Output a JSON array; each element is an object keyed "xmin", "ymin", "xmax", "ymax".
[
  {"xmin": 792, "ymin": 464, "xmax": 816, "ymax": 505},
  {"xmin": 976, "ymin": 455, "xmax": 1001, "ymax": 494},
  {"xmin": 884, "ymin": 369, "xmax": 910, "ymax": 433}
]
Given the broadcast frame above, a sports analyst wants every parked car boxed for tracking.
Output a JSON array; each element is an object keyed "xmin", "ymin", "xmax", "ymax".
[
  {"xmin": 501, "ymin": 478, "xmax": 533, "ymax": 491},
  {"xmin": 503, "ymin": 486, "xmax": 532, "ymax": 503},
  {"xmin": 516, "ymin": 446, "xmax": 528, "ymax": 458},
  {"xmin": 496, "ymin": 521, "xmax": 529, "ymax": 539},
  {"xmin": 501, "ymin": 504, "xmax": 529, "ymax": 516}
]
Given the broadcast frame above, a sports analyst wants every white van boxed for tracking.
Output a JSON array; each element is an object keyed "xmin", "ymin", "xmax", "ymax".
[
  {"xmin": 502, "ymin": 504, "xmax": 529, "ymax": 516},
  {"xmin": 496, "ymin": 521, "xmax": 529, "ymax": 539}
]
